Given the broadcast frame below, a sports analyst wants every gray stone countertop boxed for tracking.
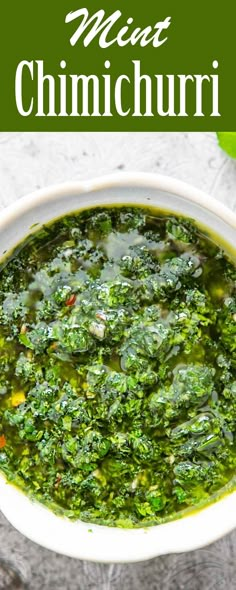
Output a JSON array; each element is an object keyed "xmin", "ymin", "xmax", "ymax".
[{"xmin": 0, "ymin": 132, "xmax": 235, "ymax": 589}]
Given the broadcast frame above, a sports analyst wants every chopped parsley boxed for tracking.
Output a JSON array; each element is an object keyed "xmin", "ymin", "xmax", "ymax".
[{"xmin": 0, "ymin": 205, "xmax": 235, "ymax": 527}]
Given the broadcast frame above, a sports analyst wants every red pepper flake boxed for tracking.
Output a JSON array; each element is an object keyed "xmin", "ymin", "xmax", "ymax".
[
  {"xmin": 0, "ymin": 435, "xmax": 6, "ymax": 449},
  {"xmin": 50, "ymin": 342, "xmax": 58, "ymax": 351},
  {"xmin": 55, "ymin": 474, "xmax": 62, "ymax": 489},
  {"xmin": 65, "ymin": 294, "xmax": 76, "ymax": 307},
  {"xmin": 96, "ymin": 312, "xmax": 107, "ymax": 321}
]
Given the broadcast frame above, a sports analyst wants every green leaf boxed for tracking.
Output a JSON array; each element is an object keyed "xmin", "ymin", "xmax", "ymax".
[
  {"xmin": 19, "ymin": 333, "xmax": 34, "ymax": 350},
  {"xmin": 217, "ymin": 132, "xmax": 236, "ymax": 159}
]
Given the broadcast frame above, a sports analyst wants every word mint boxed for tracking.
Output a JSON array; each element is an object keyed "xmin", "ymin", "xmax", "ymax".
[{"xmin": 65, "ymin": 8, "xmax": 171, "ymax": 48}]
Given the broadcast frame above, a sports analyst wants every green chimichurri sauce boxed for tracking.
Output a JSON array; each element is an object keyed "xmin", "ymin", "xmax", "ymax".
[{"xmin": 0, "ymin": 206, "xmax": 235, "ymax": 528}]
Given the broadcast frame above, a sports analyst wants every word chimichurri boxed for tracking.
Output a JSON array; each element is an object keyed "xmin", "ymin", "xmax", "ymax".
[{"xmin": 0, "ymin": 206, "xmax": 235, "ymax": 528}]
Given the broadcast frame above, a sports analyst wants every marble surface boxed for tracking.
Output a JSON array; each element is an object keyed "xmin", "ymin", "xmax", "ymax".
[{"xmin": 0, "ymin": 132, "xmax": 235, "ymax": 589}]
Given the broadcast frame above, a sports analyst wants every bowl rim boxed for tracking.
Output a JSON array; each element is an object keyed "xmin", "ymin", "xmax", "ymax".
[
  {"xmin": 0, "ymin": 171, "xmax": 236, "ymax": 232},
  {"xmin": 0, "ymin": 171, "xmax": 235, "ymax": 563}
]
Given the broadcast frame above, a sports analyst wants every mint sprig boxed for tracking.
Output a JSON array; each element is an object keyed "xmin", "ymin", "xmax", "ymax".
[{"xmin": 217, "ymin": 132, "xmax": 236, "ymax": 159}]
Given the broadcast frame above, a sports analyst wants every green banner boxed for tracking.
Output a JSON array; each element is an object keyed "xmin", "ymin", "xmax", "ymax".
[{"xmin": 0, "ymin": 1, "xmax": 235, "ymax": 130}]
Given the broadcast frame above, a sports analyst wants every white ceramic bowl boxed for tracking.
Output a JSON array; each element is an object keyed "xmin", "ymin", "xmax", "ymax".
[{"xmin": 0, "ymin": 173, "xmax": 235, "ymax": 563}]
